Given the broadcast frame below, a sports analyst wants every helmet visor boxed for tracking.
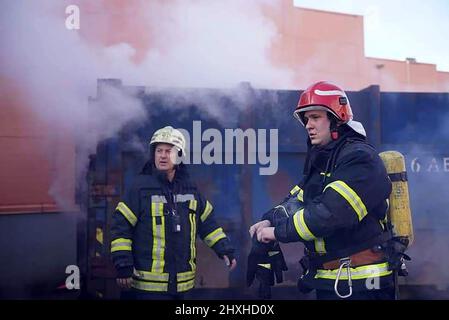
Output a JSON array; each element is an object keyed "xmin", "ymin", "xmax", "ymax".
[{"xmin": 293, "ymin": 105, "xmax": 337, "ymax": 126}]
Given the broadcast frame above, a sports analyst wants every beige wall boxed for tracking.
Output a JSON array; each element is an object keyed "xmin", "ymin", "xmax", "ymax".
[{"xmin": 267, "ymin": 0, "xmax": 449, "ymax": 92}]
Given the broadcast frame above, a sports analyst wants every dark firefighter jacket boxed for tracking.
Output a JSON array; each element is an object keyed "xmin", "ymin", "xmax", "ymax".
[
  {"xmin": 271, "ymin": 126, "xmax": 393, "ymax": 292},
  {"xmin": 110, "ymin": 163, "xmax": 234, "ymax": 294}
]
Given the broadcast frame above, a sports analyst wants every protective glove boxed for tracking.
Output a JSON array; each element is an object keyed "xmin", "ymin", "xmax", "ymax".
[
  {"xmin": 247, "ymin": 236, "xmax": 288, "ymax": 299},
  {"xmin": 384, "ymin": 237, "xmax": 411, "ymax": 276},
  {"xmin": 262, "ymin": 196, "xmax": 304, "ymax": 224},
  {"xmin": 269, "ymin": 244, "xmax": 288, "ymax": 283},
  {"xmin": 213, "ymin": 238, "xmax": 236, "ymax": 260}
]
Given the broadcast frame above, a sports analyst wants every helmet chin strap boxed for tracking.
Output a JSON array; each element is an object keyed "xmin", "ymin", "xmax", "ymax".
[
  {"xmin": 329, "ymin": 116, "xmax": 339, "ymax": 140},
  {"xmin": 331, "ymin": 129, "xmax": 339, "ymax": 140}
]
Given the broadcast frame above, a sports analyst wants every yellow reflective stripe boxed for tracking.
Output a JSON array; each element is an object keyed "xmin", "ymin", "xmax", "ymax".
[
  {"xmin": 133, "ymin": 271, "xmax": 195, "ymax": 291},
  {"xmin": 133, "ymin": 272, "xmax": 195, "ymax": 292},
  {"xmin": 133, "ymin": 269, "xmax": 169, "ymax": 282},
  {"xmin": 293, "ymin": 209, "xmax": 316, "ymax": 241},
  {"xmin": 132, "ymin": 279, "xmax": 168, "ymax": 292},
  {"xmin": 200, "ymin": 201, "xmax": 213, "ymax": 222},
  {"xmin": 151, "ymin": 202, "xmax": 164, "ymax": 217},
  {"xmin": 320, "ymin": 172, "xmax": 331, "ymax": 177},
  {"xmin": 116, "ymin": 202, "xmax": 138, "ymax": 226},
  {"xmin": 177, "ymin": 279, "xmax": 195, "ymax": 292},
  {"xmin": 96, "ymin": 228, "xmax": 103, "ymax": 244},
  {"xmin": 188, "ymin": 213, "xmax": 196, "ymax": 271},
  {"xmin": 290, "ymin": 185, "xmax": 304, "ymax": 201},
  {"xmin": 111, "ymin": 238, "xmax": 132, "ymax": 245},
  {"xmin": 258, "ymin": 263, "xmax": 271, "ymax": 269},
  {"xmin": 314, "ymin": 238, "xmax": 326, "ymax": 254},
  {"xmin": 297, "ymin": 189, "xmax": 304, "ymax": 202},
  {"xmin": 111, "ymin": 238, "xmax": 132, "ymax": 252},
  {"xmin": 189, "ymin": 199, "xmax": 198, "ymax": 211},
  {"xmin": 177, "ymin": 271, "xmax": 195, "ymax": 282},
  {"xmin": 151, "ymin": 203, "xmax": 165, "ymax": 273},
  {"xmin": 315, "ymin": 263, "xmax": 392, "ymax": 280},
  {"xmin": 204, "ymin": 227, "xmax": 226, "ymax": 247},
  {"xmin": 290, "ymin": 185, "xmax": 300, "ymax": 195},
  {"xmin": 324, "ymin": 180, "xmax": 368, "ymax": 221}
]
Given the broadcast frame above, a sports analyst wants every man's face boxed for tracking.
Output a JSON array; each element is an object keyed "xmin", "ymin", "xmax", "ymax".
[
  {"xmin": 304, "ymin": 110, "xmax": 332, "ymax": 146},
  {"xmin": 154, "ymin": 143, "xmax": 177, "ymax": 171}
]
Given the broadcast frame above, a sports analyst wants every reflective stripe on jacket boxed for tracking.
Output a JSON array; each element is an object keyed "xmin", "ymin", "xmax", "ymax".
[
  {"xmin": 110, "ymin": 165, "xmax": 233, "ymax": 294},
  {"xmin": 273, "ymin": 129, "xmax": 393, "ymax": 291}
]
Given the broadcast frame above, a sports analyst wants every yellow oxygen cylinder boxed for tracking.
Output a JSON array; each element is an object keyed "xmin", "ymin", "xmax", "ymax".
[{"xmin": 379, "ymin": 151, "xmax": 414, "ymax": 247}]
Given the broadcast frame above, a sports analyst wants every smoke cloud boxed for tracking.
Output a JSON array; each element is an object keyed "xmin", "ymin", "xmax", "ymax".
[{"xmin": 0, "ymin": 0, "xmax": 294, "ymax": 210}]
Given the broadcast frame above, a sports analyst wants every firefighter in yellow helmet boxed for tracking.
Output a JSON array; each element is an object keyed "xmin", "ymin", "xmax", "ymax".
[
  {"xmin": 111, "ymin": 126, "xmax": 236, "ymax": 300},
  {"xmin": 249, "ymin": 81, "xmax": 398, "ymax": 300}
]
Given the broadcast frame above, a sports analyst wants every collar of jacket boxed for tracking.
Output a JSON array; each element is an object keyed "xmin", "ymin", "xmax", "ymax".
[
  {"xmin": 140, "ymin": 160, "xmax": 190, "ymax": 189},
  {"xmin": 304, "ymin": 126, "xmax": 364, "ymax": 175}
]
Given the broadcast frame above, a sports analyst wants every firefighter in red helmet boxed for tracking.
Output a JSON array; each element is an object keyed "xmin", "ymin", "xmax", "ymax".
[
  {"xmin": 249, "ymin": 81, "xmax": 396, "ymax": 300},
  {"xmin": 293, "ymin": 81, "xmax": 365, "ymax": 141}
]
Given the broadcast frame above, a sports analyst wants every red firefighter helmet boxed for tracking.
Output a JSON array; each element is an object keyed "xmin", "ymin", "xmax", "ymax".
[{"xmin": 293, "ymin": 81, "xmax": 353, "ymax": 126}]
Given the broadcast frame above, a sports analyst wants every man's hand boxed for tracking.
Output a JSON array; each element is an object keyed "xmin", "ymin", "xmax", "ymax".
[
  {"xmin": 257, "ymin": 227, "xmax": 276, "ymax": 243},
  {"xmin": 116, "ymin": 277, "xmax": 132, "ymax": 289},
  {"xmin": 249, "ymin": 220, "xmax": 271, "ymax": 238},
  {"xmin": 223, "ymin": 255, "xmax": 237, "ymax": 271}
]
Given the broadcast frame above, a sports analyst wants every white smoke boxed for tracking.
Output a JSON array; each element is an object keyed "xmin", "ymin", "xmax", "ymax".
[
  {"xmin": 87, "ymin": 0, "xmax": 294, "ymax": 89},
  {"xmin": 0, "ymin": 0, "xmax": 294, "ymax": 210}
]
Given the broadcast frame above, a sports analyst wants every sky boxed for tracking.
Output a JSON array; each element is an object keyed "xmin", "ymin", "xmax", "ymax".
[{"xmin": 294, "ymin": 0, "xmax": 449, "ymax": 72}]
